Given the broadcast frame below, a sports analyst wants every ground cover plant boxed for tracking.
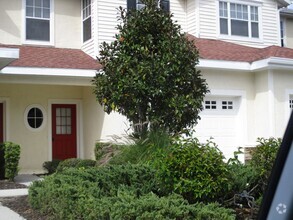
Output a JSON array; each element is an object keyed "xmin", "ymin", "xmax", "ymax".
[
  {"xmin": 29, "ymin": 164, "xmax": 235, "ymax": 219},
  {"xmin": 56, "ymin": 158, "xmax": 96, "ymax": 172}
]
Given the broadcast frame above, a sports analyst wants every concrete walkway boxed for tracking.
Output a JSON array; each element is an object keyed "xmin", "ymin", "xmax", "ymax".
[
  {"xmin": 0, "ymin": 174, "xmax": 43, "ymax": 220},
  {"xmin": 0, "ymin": 203, "xmax": 25, "ymax": 220}
]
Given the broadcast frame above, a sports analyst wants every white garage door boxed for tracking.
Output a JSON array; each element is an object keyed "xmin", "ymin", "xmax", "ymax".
[{"xmin": 195, "ymin": 96, "xmax": 242, "ymax": 160}]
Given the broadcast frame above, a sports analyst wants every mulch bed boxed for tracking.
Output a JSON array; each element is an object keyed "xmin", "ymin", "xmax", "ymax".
[
  {"xmin": 0, "ymin": 180, "xmax": 50, "ymax": 220},
  {"xmin": 0, "ymin": 180, "xmax": 27, "ymax": 189}
]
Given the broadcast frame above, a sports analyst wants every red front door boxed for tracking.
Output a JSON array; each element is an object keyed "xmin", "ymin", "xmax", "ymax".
[
  {"xmin": 0, "ymin": 103, "xmax": 3, "ymax": 143},
  {"xmin": 52, "ymin": 104, "xmax": 77, "ymax": 160}
]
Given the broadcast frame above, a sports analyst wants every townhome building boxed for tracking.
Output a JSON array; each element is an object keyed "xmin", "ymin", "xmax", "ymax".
[{"xmin": 1, "ymin": 0, "xmax": 293, "ymax": 173}]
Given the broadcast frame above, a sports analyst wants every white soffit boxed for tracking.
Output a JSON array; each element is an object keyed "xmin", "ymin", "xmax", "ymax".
[
  {"xmin": 0, "ymin": 66, "xmax": 97, "ymax": 86},
  {"xmin": 0, "ymin": 48, "xmax": 19, "ymax": 70}
]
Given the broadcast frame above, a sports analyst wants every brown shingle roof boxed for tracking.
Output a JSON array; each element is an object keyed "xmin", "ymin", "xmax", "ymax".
[
  {"xmin": 187, "ymin": 34, "xmax": 293, "ymax": 63},
  {"xmin": 0, "ymin": 44, "xmax": 101, "ymax": 70},
  {"xmin": 3, "ymin": 37, "xmax": 293, "ymax": 69}
]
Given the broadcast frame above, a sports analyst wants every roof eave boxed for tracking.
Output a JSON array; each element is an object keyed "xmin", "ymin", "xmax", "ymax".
[
  {"xmin": 197, "ymin": 57, "xmax": 293, "ymax": 72},
  {"xmin": 277, "ymin": 0, "xmax": 290, "ymax": 7},
  {"xmin": 0, "ymin": 48, "xmax": 19, "ymax": 70},
  {"xmin": 0, "ymin": 66, "xmax": 97, "ymax": 86},
  {"xmin": 280, "ymin": 9, "xmax": 293, "ymax": 17}
]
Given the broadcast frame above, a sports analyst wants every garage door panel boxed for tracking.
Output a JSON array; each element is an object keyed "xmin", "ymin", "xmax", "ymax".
[{"xmin": 194, "ymin": 96, "xmax": 241, "ymax": 154}]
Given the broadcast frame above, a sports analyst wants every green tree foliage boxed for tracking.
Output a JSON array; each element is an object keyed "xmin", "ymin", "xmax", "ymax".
[{"xmin": 93, "ymin": 0, "xmax": 208, "ymax": 135}]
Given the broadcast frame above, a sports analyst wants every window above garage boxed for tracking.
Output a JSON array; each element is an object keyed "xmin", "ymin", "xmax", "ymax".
[{"xmin": 204, "ymin": 99, "xmax": 235, "ymax": 111}]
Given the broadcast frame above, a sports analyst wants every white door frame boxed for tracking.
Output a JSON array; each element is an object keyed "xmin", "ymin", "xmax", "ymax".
[
  {"xmin": 48, "ymin": 99, "xmax": 84, "ymax": 161},
  {"xmin": 0, "ymin": 98, "xmax": 10, "ymax": 142}
]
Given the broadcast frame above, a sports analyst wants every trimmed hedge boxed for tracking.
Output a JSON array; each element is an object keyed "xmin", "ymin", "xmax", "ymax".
[{"xmin": 0, "ymin": 142, "xmax": 21, "ymax": 180}]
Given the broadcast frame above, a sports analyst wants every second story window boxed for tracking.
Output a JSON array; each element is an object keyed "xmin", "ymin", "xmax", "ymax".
[
  {"xmin": 280, "ymin": 19, "xmax": 285, "ymax": 47},
  {"xmin": 127, "ymin": 0, "xmax": 170, "ymax": 12},
  {"xmin": 25, "ymin": 0, "xmax": 51, "ymax": 42},
  {"xmin": 219, "ymin": 1, "xmax": 259, "ymax": 39},
  {"xmin": 82, "ymin": 0, "xmax": 92, "ymax": 42}
]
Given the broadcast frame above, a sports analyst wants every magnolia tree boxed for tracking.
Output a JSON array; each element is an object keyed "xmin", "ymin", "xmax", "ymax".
[{"xmin": 93, "ymin": 0, "xmax": 208, "ymax": 136}]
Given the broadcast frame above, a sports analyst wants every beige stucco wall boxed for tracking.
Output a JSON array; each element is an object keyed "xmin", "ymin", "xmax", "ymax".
[
  {"xmin": 254, "ymin": 71, "xmax": 271, "ymax": 139},
  {"xmin": 0, "ymin": 0, "xmax": 22, "ymax": 45},
  {"xmin": 82, "ymin": 87, "xmax": 105, "ymax": 159},
  {"xmin": 0, "ymin": 0, "xmax": 81, "ymax": 49},
  {"xmin": 273, "ymin": 70, "xmax": 293, "ymax": 137},
  {"xmin": 54, "ymin": 0, "xmax": 81, "ymax": 49},
  {"xmin": 285, "ymin": 18, "xmax": 293, "ymax": 49},
  {"xmin": 0, "ymin": 83, "xmax": 105, "ymax": 173},
  {"xmin": 252, "ymin": 70, "xmax": 292, "ymax": 140}
]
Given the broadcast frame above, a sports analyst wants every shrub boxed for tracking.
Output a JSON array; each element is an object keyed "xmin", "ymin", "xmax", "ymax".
[
  {"xmin": 109, "ymin": 129, "xmax": 171, "ymax": 165},
  {"xmin": 3, "ymin": 142, "xmax": 21, "ymax": 180},
  {"xmin": 0, "ymin": 143, "xmax": 5, "ymax": 179},
  {"xmin": 95, "ymin": 142, "xmax": 120, "ymax": 160},
  {"xmin": 42, "ymin": 159, "xmax": 61, "ymax": 174},
  {"xmin": 249, "ymin": 137, "xmax": 281, "ymax": 196},
  {"xmin": 225, "ymin": 138, "xmax": 281, "ymax": 205},
  {"xmin": 29, "ymin": 164, "xmax": 162, "ymax": 218},
  {"xmin": 76, "ymin": 192, "xmax": 235, "ymax": 220},
  {"xmin": 153, "ymin": 138, "xmax": 230, "ymax": 203},
  {"xmin": 29, "ymin": 164, "xmax": 235, "ymax": 219},
  {"xmin": 56, "ymin": 158, "xmax": 96, "ymax": 172},
  {"xmin": 226, "ymin": 163, "xmax": 259, "ymax": 199}
]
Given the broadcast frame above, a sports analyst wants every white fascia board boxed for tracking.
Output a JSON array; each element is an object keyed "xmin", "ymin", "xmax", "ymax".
[
  {"xmin": 198, "ymin": 59, "xmax": 251, "ymax": 71},
  {"xmin": 250, "ymin": 58, "xmax": 270, "ymax": 71},
  {"xmin": 0, "ymin": 48, "xmax": 20, "ymax": 69},
  {"xmin": 255, "ymin": 57, "xmax": 293, "ymax": 71},
  {"xmin": 0, "ymin": 48, "xmax": 19, "ymax": 59},
  {"xmin": 199, "ymin": 57, "xmax": 293, "ymax": 72},
  {"xmin": 268, "ymin": 57, "xmax": 293, "ymax": 68},
  {"xmin": 0, "ymin": 66, "xmax": 97, "ymax": 77}
]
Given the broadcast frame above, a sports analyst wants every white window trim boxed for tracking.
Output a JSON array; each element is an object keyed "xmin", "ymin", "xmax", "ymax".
[
  {"xmin": 24, "ymin": 104, "xmax": 47, "ymax": 132},
  {"xmin": 280, "ymin": 18, "xmax": 286, "ymax": 47},
  {"xmin": 217, "ymin": 0, "xmax": 263, "ymax": 42},
  {"xmin": 81, "ymin": 0, "xmax": 92, "ymax": 43},
  {"xmin": 22, "ymin": 0, "xmax": 55, "ymax": 46}
]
